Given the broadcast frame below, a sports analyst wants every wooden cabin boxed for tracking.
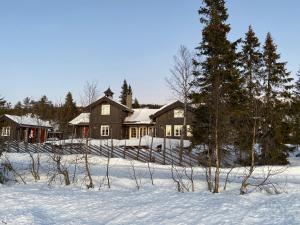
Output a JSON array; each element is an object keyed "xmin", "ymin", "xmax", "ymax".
[
  {"xmin": 0, "ymin": 114, "xmax": 53, "ymax": 143},
  {"xmin": 150, "ymin": 101, "xmax": 195, "ymax": 139},
  {"xmin": 69, "ymin": 88, "xmax": 195, "ymax": 140}
]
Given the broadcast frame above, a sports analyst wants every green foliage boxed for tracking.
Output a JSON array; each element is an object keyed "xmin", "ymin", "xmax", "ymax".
[
  {"xmin": 259, "ymin": 33, "xmax": 293, "ymax": 165},
  {"xmin": 192, "ymin": 0, "xmax": 243, "ymax": 153},
  {"xmin": 59, "ymin": 92, "xmax": 78, "ymax": 132},
  {"xmin": 120, "ymin": 80, "xmax": 129, "ymax": 105}
]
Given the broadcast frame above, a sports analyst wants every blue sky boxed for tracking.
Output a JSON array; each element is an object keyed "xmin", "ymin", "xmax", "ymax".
[{"xmin": 0, "ymin": 0, "xmax": 299, "ymax": 106}]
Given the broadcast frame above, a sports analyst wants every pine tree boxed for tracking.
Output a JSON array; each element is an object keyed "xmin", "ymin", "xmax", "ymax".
[
  {"xmin": 290, "ymin": 69, "xmax": 300, "ymax": 146},
  {"xmin": 192, "ymin": 0, "xmax": 242, "ymax": 193},
  {"xmin": 120, "ymin": 80, "xmax": 128, "ymax": 105},
  {"xmin": 260, "ymin": 33, "xmax": 293, "ymax": 165}
]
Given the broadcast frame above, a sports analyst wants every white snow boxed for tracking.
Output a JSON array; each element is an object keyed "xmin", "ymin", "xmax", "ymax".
[
  {"xmin": 47, "ymin": 136, "xmax": 191, "ymax": 148},
  {"xmin": 124, "ymin": 108, "xmax": 159, "ymax": 124},
  {"xmin": 69, "ymin": 113, "xmax": 90, "ymax": 125},
  {"xmin": 0, "ymin": 153, "xmax": 300, "ymax": 225},
  {"xmin": 5, "ymin": 114, "xmax": 52, "ymax": 128}
]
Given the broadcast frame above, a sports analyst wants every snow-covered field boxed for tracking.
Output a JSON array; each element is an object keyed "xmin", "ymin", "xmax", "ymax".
[{"xmin": 0, "ymin": 153, "xmax": 300, "ymax": 225}]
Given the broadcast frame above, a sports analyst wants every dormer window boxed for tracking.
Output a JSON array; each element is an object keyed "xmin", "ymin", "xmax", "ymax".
[
  {"xmin": 101, "ymin": 104, "xmax": 110, "ymax": 115},
  {"xmin": 174, "ymin": 109, "xmax": 184, "ymax": 118}
]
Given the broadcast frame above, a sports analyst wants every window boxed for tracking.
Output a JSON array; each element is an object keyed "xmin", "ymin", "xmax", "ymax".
[
  {"xmin": 174, "ymin": 125, "xmax": 183, "ymax": 137},
  {"xmin": 187, "ymin": 125, "xmax": 193, "ymax": 137},
  {"xmin": 101, "ymin": 104, "xmax": 110, "ymax": 115},
  {"xmin": 130, "ymin": 127, "xmax": 137, "ymax": 139},
  {"xmin": 165, "ymin": 125, "xmax": 172, "ymax": 137},
  {"xmin": 174, "ymin": 109, "xmax": 184, "ymax": 118},
  {"xmin": 1, "ymin": 127, "xmax": 11, "ymax": 137},
  {"xmin": 101, "ymin": 125, "xmax": 110, "ymax": 136}
]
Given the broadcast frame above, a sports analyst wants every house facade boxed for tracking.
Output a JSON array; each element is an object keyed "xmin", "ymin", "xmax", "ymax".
[
  {"xmin": 0, "ymin": 114, "xmax": 53, "ymax": 143},
  {"xmin": 69, "ymin": 88, "xmax": 195, "ymax": 140}
]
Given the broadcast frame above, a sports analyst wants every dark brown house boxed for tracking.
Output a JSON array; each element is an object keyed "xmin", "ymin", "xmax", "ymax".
[
  {"xmin": 0, "ymin": 114, "xmax": 53, "ymax": 143},
  {"xmin": 69, "ymin": 88, "xmax": 195, "ymax": 140},
  {"xmin": 150, "ymin": 101, "xmax": 195, "ymax": 139}
]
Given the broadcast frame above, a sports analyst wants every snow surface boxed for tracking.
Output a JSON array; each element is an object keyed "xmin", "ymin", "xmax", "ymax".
[
  {"xmin": 124, "ymin": 108, "xmax": 159, "ymax": 124},
  {"xmin": 1, "ymin": 153, "xmax": 300, "ymax": 225},
  {"xmin": 47, "ymin": 136, "xmax": 191, "ymax": 148}
]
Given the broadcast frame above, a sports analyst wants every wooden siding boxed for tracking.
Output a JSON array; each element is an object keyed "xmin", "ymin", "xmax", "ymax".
[
  {"xmin": 153, "ymin": 107, "xmax": 195, "ymax": 139},
  {"xmin": 89, "ymin": 100, "xmax": 129, "ymax": 139}
]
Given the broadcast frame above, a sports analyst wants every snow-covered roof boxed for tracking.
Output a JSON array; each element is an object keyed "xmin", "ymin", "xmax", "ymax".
[
  {"xmin": 124, "ymin": 108, "xmax": 159, "ymax": 124},
  {"xmin": 157, "ymin": 100, "xmax": 179, "ymax": 112},
  {"xmin": 5, "ymin": 114, "xmax": 53, "ymax": 128},
  {"xmin": 69, "ymin": 113, "xmax": 90, "ymax": 125}
]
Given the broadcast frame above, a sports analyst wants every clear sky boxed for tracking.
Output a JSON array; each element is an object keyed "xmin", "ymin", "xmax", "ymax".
[{"xmin": 0, "ymin": 0, "xmax": 299, "ymax": 106}]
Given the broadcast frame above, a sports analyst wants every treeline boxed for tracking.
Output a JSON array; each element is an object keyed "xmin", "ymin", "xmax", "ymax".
[
  {"xmin": 0, "ymin": 93, "xmax": 80, "ymax": 136},
  {"xmin": 190, "ymin": 0, "xmax": 298, "ymax": 192}
]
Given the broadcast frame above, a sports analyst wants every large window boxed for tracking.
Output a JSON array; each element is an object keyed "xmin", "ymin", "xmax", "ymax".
[
  {"xmin": 165, "ymin": 125, "xmax": 172, "ymax": 137},
  {"xmin": 130, "ymin": 127, "xmax": 137, "ymax": 139},
  {"xmin": 1, "ymin": 127, "xmax": 11, "ymax": 137},
  {"xmin": 101, "ymin": 104, "xmax": 111, "ymax": 115},
  {"xmin": 187, "ymin": 125, "xmax": 193, "ymax": 137},
  {"xmin": 101, "ymin": 125, "xmax": 110, "ymax": 137},
  {"xmin": 174, "ymin": 109, "xmax": 184, "ymax": 118},
  {"xmin": 174, "ymin": 125, "xmax": 183, "ymax": 137}
]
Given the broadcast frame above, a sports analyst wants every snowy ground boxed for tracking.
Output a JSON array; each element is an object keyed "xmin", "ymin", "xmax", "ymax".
[
  {"xmin": 46, "ymin": 136, "xmax": 192, "ymax": 148},
  {"xmin": 0, "ymin": 153, "xmax": 300, "ymax": 225}
]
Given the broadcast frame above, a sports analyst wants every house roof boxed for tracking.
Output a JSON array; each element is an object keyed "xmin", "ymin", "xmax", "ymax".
[
  {"xmin": 124, "ymin": 108, "xmax": 159, "ymax": 125},
  {"xmin": 3, "ymin": 114, "xmax": 53, "ymax": 128},
  {"xmin": 69, "ymin": 113, "xmax": 90, "ymax": 125},
  {"xmin": 86, "ymin": 96, "xmax": 133, "ymax": 113},
  {"xmin": 150, "ymin": 100, "xmax": 195, "ymax": 119}
]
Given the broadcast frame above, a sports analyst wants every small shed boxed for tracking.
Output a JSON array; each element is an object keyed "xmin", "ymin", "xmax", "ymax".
[{"xmin": 0, "ymin": 114, "xmax": 53, "ymax": 143}]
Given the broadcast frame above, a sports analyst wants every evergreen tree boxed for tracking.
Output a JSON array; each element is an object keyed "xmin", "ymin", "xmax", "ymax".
[
  {"xmin": 33, "ymin": 95, "xmax": 55, "ymax": 120},
  {"xmin": 120, "ymin": 80, "xmax": 128, "ymax": 105},
  {"xmin": 14, "ymin": 101, "xmax": 23, "ymax": 116},
  {"xmin": 192, "ymin": 0, "xmax": 242, "ymax": 193},
  {"xmin": 290, "ymin": 69, "xmax": 300, "ymax": 146},
  {"xmin": 260, "ymin": 33, "xmax": 293, "ymax": 165},
  {"xmin": 128, "ymin": 85, "xmax": 132, "ymax": 95},
  {"xmin": 237, "ymin": 26, "xmax": 263, "ymax": 163},
  {"xmin": 59, "ymin": 92, "xmax": 78, "ymax": 133},
  {"xmin": 132, "ymin": 98, "xmax": 140, "ymax": 108},
  {"xmin": 0, "ymin": 96, "xmax": 7, "ymax": 116}
]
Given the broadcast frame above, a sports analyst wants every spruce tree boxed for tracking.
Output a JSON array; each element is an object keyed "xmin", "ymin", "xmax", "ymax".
[
  {"xmin": 260, "ymin": 33, "xmax": 293, "ymax": 164},
  {"xmin": 120, "ymin": 80, "xmax": 128, "ymax": 105},
  {"xmin": 60, "ymin": 92, "xmax": 78, "ymax": 133},
  {"xmin": 290, "ymin": 69, "xmax": 300, "ymax": 145},
  {"xmin": 237, "ymin": 26, "xmax": 263, "ymax": 163},
  {"xmin": 192, "ymin": 0, "xmax": 242, "ymax": 193}
]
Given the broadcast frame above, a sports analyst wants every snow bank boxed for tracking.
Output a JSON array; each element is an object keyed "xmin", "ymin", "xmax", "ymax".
[{"xmin": 0, "ymin": 153, "xmax": 300, "ymax": 225}]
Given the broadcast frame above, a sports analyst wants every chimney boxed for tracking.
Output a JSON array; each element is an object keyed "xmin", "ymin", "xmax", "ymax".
[
  {"xmin": 104, "ymin": 87, "xmax": 114, "ymax": 99},
  {"xmin": 126, "ymin": 89, "xmax": 132, "ymax": 109}
]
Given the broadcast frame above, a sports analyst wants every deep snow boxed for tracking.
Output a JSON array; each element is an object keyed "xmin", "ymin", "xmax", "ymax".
[{"xmin": 0, "ymin": 153, "xmax": 300, "ymax": 225}]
